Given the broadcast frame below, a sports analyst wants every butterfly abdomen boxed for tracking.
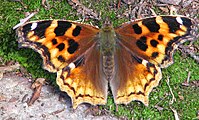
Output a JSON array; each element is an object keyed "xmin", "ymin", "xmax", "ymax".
[{"xmin": 103, "ymin": 55, "xmax": 115, "ymax": 80}]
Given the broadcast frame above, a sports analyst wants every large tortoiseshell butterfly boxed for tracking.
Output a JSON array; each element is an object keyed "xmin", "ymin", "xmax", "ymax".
[{"xmin": 17, "ymin": 15, "xmax": 196, "ymax": 108}]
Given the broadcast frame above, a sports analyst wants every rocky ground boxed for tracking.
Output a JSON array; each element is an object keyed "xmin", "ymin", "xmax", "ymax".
[{"xmin": 0, "ymin": 71, "xmax": 117, "ymax": 120}]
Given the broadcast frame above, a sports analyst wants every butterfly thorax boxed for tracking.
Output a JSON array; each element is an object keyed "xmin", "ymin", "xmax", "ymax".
[{"xmin": 100, "ymin": 23, "xmax": 116, "ymax": 81}]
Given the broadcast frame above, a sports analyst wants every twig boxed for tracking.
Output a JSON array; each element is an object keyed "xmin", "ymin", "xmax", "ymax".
[
  {"xmin": 13, "ymin": 12, "xmax": 38, "ymax": 30},
  {"xmin": 42, "ymin": 0, "xmax": 50, "ymax": 10},
  {"xmin": 170, "ymin": 107, "xmax": 180, "ymax": 120},
  {"xmin": 154, "ymin": 94, "xmax": 168, "ymax": 110},
  {"xmin": 182, "ymin": 71, "xmax": 191, "ymax": 86},
  {"xmin": 50, "ymin": 108, "xmax": 65, "ymax": 115},
  {"xmin": 166, "ymin": 77, "xmax": 176, "ymax": 104}
]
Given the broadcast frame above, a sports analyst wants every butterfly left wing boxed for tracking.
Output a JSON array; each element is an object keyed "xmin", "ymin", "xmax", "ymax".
[
  {"xmin": 111, "ymin": 16, "xmax": 195, "ymax": 106},
  {"xmin": 56, "ymin": 43, "xmax": 108, "ymax": 108},
  {"xmin": 17, "ymin": 20, "xmax": 99, "ymax": 72},
  {"xmin": 17, "ymin": 20, "xmax": 108, "ymax": 108}
]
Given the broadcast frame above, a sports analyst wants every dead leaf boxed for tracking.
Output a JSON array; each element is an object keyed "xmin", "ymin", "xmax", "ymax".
[
  {"xmin": 8, "ymin": 97, "xmax": 19, "ymax": 102},
  {"xmin": 28, "ymin": 85, "xmax": 42, "ymax": 106},
  {"xmin": 50, "ymin": 108, "xmax": 65, "ymax": 115},
  {"xmin": 28, "ymin": 78, "xmax": 45, "ymax": 106},
  {"xmin": 159, "ymin": 6, "xmax": 169, "ymax": 13},
  {"xmin": 154, "ymin": 105, "xmax": 164, "ymax": 111},
  {"xmin": 31, "ymin": 78, "xmax": 45, "ymax": 89},
  {"xmin": 0, "ymin": 72, "xmax": 3, "ymax": 80}
]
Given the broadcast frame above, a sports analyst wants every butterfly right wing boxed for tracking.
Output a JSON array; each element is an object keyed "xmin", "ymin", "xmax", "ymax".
[{"xmin": 111, "ymin": 16, "xmax": 195, "ymax": 106}]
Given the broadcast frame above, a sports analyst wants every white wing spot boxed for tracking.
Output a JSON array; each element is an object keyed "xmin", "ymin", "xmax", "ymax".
[
  {"xmin": 68, "ymin": 63, "xmax": 76, "ymax": 70},
  {"xmin": 142, "ymin": 59, "xmax": 148, "ymax": 67},
  {"xmin": 31, "ymin": 23, "xmax": 38, "ymax": 30},
  {"xmin": 176, "ymin": 17, "xmax": 183, "ymax": 25}
]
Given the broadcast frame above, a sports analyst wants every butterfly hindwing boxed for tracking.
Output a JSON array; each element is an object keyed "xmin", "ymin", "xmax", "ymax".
[
  {"xmin": 110, "ymin": 44, "xmax": 162, "ymax": 105},
  {"xmin": 56, "ymin": 43, "xmax": 108, "ymax": 108}
]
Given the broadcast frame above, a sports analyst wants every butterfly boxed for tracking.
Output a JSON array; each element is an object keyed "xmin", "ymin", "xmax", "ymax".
[{"xmin": 17, "ymin": 15, "xmax": 195, "ymax": 109}]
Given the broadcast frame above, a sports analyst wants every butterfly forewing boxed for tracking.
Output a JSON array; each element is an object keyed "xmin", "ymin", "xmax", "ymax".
[
  {"xmin": 17, "ymin": 20, "xmax": 100, "ymax": 72},
  {"xmin": 115, "ymin": 16, "xmax": 194, "ymax": 68}
]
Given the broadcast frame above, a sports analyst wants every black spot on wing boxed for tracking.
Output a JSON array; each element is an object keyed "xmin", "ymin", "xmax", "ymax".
[
  {"xmin": 158, "ymin": 34, "xmax": 163, "ymax": 41},
  {"xmin": 72, "ymin": 26, "xmax": 81, "ymax": 37},
  {"xmin": 162, "ymin": 16, "xmax": 180, "ymax": 33},
  {"xmin": 142, "ymin": 17, "xmax": 160, "ymax": 32},
  {"xmin": 140, "ymin": 36, "xmax": 147, "ymax": 43},
  {"xmin": 67, "ymin": 39, "xmax": 79, "ymax": 54},
  {"xmin": 181, "ymin": 17, "xmax": 192, "ymax": 27},
  {"xmin": 57, "ymin": 43, "xmax": 65, "ymax": 51},
  {"xmin": 52, "ymin": 38, "xmax": 58, "ymax": 45},
  {"xmin": 58, "ymin": 55, "xmax": 65, "ymax": 62},
  {"xmin": 150, "ymin": 40, "xmax": 159, "ymax": 47},
  {"xmin": 136, "ymin": 36, "xmax": 148, "ymax": 51},
  {"xmin": 132, "ymin": 24, "xmax": 142, "ymax": 34},
  {"xmin": 54, "ymin": 21, "xmax": 72, "ymax": 36},
  {"xmin": 151, "ymin": 52, "xmax": 159, "ymax": 58}
]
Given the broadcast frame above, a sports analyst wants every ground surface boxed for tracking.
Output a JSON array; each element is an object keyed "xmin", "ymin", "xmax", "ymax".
[{"xmin": 0, "ymin": 72, "xmax": 117, "ymax": 120}]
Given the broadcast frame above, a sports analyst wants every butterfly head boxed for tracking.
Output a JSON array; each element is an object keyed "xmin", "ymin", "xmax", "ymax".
[{"xmin": 102, "ymin": 17, "xmax": 114, "ymax": 32}]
